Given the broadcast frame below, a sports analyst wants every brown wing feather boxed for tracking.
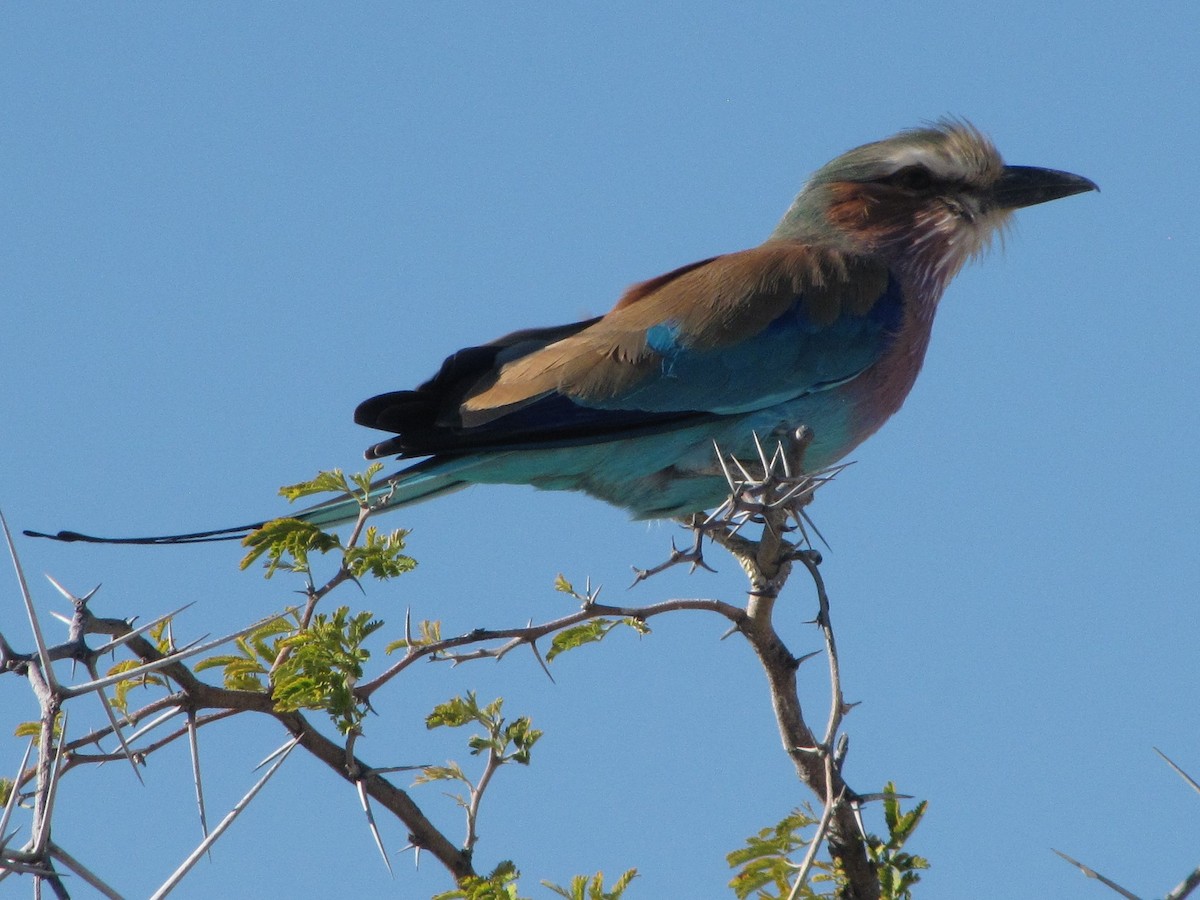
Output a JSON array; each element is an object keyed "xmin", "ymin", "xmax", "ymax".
[{"xmin": 462, "ymin": 243, "xmax": 888, "ymax": 420}]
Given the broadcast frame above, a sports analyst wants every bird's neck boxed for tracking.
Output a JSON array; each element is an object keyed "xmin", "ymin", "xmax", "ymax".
[
  {"xmin": 773, "ymin": 182, "xmax": 999, "ymax": 302},
  {"xmin": 839, "ymin": 267, "xmax": 942, "ymax": 453}
]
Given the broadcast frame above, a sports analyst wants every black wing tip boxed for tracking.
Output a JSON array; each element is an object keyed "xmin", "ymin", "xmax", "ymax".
[{"xmin": 355, "ymin": 390, "xmax": 426, "ymax": 430}]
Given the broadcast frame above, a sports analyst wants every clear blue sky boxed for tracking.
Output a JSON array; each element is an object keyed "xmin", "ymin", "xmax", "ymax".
[{"xmin": 3, "ymin": 6, "xmax": 1197, "ymax": 898}]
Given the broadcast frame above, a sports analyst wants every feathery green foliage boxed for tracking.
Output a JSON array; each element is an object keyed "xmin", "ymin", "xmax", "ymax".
[
  {"xmin": 277, "ymin": 465, "xmax": 384, "ymax": 503},
  {"xmin": 13, "ymin": 712, "xmax": 62, "ymax": 745},
  {"xmin": 106, "ymin": 618, "xmax": 174, "ymax": 713},
  {"xmin": 543, "ymin": 869, "xmax": 639, "ymax": 899},
  {"xmin": 422, "ymin": 692, "xmax": 542, "ymax": 766},
  {"xmin": 433, "ymin": 861, "xmax": 528, "ymax": 900},
  {"xmin": 866, "ymin": 783, "xmax": 929, "ymax": 900},
  {"xmin": 726, "ymin": 786, "xmax": 928, "ymax": 900},
  {"xmin": 271, "ymin": 607, "xmax": 384, "ymax": 734},
  {"xmin": 239, "ymin": 517, "xmax": 341, "ymax": 576},
  {"xmin": 343, "ymin": 525, "xmax": 416, "ymax": 580},
  {"xmin": 105, "ymin": 658, "xmax": 167, "ymax": 714},
  {"xmin": 240, "ymin": 467, "xmax": 416, "ymax": 580},
  {"xmin": 727, "ymin": 806, "xmax": 831, "ymax": 899},
  {"xmin": 195, "ymin": 612, "xmax": 300, "ymax": 691},
  {"xmin": 385, "ymin": 617, "xmax": 442, "ymax": 654}
]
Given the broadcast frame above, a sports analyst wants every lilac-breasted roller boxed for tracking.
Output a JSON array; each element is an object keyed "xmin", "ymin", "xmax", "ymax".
[{"xmin": 29, "ymin": 120, "xmax": 1095, "ymax": 545}]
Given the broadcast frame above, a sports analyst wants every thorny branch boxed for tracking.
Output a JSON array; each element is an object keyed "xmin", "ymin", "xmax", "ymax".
[
  {"xmin": 359, "ymin": 595, "xmax": 745, "ymax": 698},
  {"xmin": 0, "ymin": 436, "xmax": 886, "ymax": 898},
  {"xmin": 0, "ymin": 508, "xmax": 474, "ymax": 894},
  {"xmin": 685, "ymin": 428, "xmax": 878, "ymax": 900},
  {"xmin": 12, "ymin": 429, "xmax": 1142, "ymax": 896}
]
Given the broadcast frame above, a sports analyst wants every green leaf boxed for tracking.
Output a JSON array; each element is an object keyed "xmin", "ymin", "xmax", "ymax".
[
  {"xmin": 426, "ymin": 692, "xmax": 484, "ymax": 730},
  {"xmin": 348, "ymin": 463, "xmax": 385, "ymax": 496},
  {"xmin": 622, "ymin": 616, "xmax": 651, "ymax": 637},
  {"xmin": 278, "ymin": 470, "xmax": 355, "ymax": 503},
  {"xmin": 195, "ymin": 610, "xmax": 298, "ymax": 692},
  {"xmin": 727, "ymin": 807, "xmax": 825, "ymax": 900},
  {"xmin": 504, "ymin": 717, "xmax": 542, "ymax": 765},
  {"xmin": 279, "ymin": 465, "xmax": 384, "ymax": 508},
  {"xmin": 343, "ymin": 526, "xmax": 417, "ymax": 581},
  {"xmin": 412, "ymin": 762, "xmax": 470, "ymax": 786},
  {"xmin": 542, "ymin": 869, "xmax": 638, "ymax": 900},
  {"xmin": 272, "ymin": 606, "xmax": 382, "ymax": 734},
  {"xmin": 386, "ymin": 618, "xmax": 442, "ymax": 653},
  {"xmin": 105, "ymin": 657, "xmax": 166, "ymax": 714},
  {"xmin": 13, "ymin": 713, "xmax": 63, "ymax": 745},
  {"xmin": 147, "ymin": 618, "xmax": 175, "ymax": 654},
  {"xmin": 865, "ymin": 783, "xmax": 930, "ymax": 900},
  {"xmin": 609, "ymin": 869, "xmax": 639, "ymax": 896},
  {"xmin": 546, "ymin": 617, "xmax": 648, "ymax": 663},
  {"xmin": 239, "ymin": 518, "xmax": 342, "ymax": 577},
  {"xmin": 420, "ymin": 695, "xmax": 541, "ymax": 791},
  {"xmin": 432, "ymin": 861, "xmax": 527, "ymax": 900},
  {"xmin": 546, "ymin": 620, "xmax": 616, "ymax": 662}
]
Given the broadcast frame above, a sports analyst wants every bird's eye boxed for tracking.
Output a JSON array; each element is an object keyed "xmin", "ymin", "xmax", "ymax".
[{"xmin": 882, "ymin": 165, "xmax": 935, "ymax": 192}]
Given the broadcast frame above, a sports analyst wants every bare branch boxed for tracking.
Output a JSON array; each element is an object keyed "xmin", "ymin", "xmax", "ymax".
[
  {"xmin": 465, "ymin": 747, "xmax": 502, "ymax": 853},
  {"xmin": 629, "ymin": 531, "xmax": 715, "ymax": 586},
  {"xmin": 32, "ymin": 710, "xmax": 69, "ymax": 857},
  {"xmin": 788, "ymin": 752, "xmax": 844, "ymax": 900},
  {"xmin": 695, "ymin": 432, "xmax": 878, "ymax": 899},
  {"xmin": 359, "ymin": 597, "xmax": 744, "ymax": 698}
]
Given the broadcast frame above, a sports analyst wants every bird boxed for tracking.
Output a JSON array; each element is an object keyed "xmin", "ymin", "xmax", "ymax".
[{"xmin": 27, "ymin": 120, "xmax": 1095, "ymax": 545}]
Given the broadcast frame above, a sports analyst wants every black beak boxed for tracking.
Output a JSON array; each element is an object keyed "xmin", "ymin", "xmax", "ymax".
[{"xmin": 993, "ymin": 165, "xmax": 1098, "ymax": 210}]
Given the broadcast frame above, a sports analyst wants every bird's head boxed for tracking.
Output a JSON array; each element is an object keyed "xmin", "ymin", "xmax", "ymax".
[{"xmin": 770, "ymin": 120, "xmax": 1097, "ymax": 288}]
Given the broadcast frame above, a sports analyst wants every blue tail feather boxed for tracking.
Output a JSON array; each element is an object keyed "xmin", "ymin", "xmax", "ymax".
[
  {"xmin": 293, "ymin": 460, "xmax": 470, "ymax": 530},
  {"xmin": 22, "ymin": 459, "xmax": 470, "ymax": 546}
]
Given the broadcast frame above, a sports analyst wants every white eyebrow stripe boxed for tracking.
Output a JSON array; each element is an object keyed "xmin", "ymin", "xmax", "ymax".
[{"xmin": 882, "ymin": 147, "xmax": 963, "ymax": 179}]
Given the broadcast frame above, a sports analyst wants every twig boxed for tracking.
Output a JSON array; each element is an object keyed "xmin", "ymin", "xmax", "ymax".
[
  {"xmin": 358, "ymin": 597, "xmax": 745, "ymax": 699},
  {"xmin": 789, "ymin": 752, "xmax": 844, "ymax": 900},
  {"xmin": 465, "ymin": 747, "xmax": 502, "ymax": 853}
]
